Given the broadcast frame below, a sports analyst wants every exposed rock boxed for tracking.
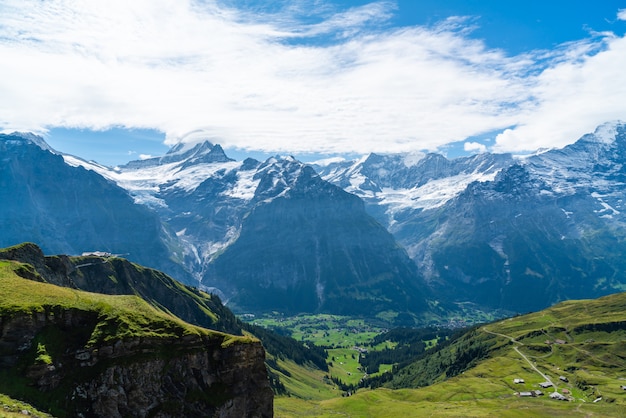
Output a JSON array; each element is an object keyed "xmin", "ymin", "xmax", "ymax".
[{"xmin": 0, "ymin": 307, "xmax": 273, "ymax": 417}]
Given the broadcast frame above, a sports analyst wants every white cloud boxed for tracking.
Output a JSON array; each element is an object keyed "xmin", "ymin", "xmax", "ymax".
[
  {"xmin": 618, "ymin": 9, "xmax": 626, "ymax": 21},
  {"xmin": 493, "ymin": 35, "xmax": 626, "ymax": 152},
  {"xmin": 464, "ymin": 141, "xmax": 487, "ymax": 153},
  {"xmin": 0, "ymin": 0, "xmax": 625, "ymax": 157}
]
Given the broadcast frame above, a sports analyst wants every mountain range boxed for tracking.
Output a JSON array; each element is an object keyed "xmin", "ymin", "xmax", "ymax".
[{"xmin": 2, "ymin": 121, "xmax": 626, "ymax": 319}]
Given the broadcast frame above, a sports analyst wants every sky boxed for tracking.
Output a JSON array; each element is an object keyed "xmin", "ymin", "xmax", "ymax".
[{"xmin": 1, "ymin": 0, "xmax": 626, "ymax": 166}]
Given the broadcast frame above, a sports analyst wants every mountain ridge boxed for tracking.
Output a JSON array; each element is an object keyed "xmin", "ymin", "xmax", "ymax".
[{"xmin": 4, "ymin": 122, "xmax": 626, "ymax": 319}]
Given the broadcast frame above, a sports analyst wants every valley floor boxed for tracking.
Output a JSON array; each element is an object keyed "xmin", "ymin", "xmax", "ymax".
[{"xmin": 259, "ymin": 299, "xmax": 626, "ymax": 418}]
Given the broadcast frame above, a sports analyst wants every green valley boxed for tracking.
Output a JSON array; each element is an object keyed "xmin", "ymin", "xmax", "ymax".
[
  {"xmin": 265, "ymin": 293, "xmax": 626, "ymax": 417},
  {"xmin": 2, "ymin": 243, "xmax": 626, "ymax": 417}
]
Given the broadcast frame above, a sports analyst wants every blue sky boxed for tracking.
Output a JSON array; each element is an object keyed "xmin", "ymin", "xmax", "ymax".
[{"xmin": 1, "ymin": 0, "xmax": 626, "ymax": 166}]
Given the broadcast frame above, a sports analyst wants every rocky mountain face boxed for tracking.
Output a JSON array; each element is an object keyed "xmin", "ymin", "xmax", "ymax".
[
  {"xmin": 318, "ymin": 122, "xmax": 626, "ymax": 313},
  {"xmin": 78, "ymin": 143, "xmax": 430, "ymax": 318},
  {"xmin": 0, "ymin": 242, "xmax": 330, "ymax": 400},
  {"xmin": 205, "ymin": 158, "xmax": 429, "ymax": 315},
  {"xmin": 0, "ymin": 244, "xmax": 273, "ymax": 418},
  {"xmin": 0, "ymin": 133, "xmax": 192, "ymax": 284},
  {"xmin": 1, "ymin": 312, "xmax": 271, "ymax": 418}
]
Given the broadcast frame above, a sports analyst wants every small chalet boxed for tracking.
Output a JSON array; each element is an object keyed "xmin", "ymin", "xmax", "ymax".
[
  {"xmin": 550, "ymin": 392, "xmax": 567, "ymax": 401},
  {"xmin": 518, "ymin": 390, "xmax": 543, "ymax": 398},
  {"xmin": 559, "ymin": 376, "xmax": 568, "ymax": 382},
  {"xmin": 513, "ymin": 378, "xmax": 525, "ymax": 384},
  {"xmin": 539, "ymin": 382, "xmax": 553, "ymax": 388}
]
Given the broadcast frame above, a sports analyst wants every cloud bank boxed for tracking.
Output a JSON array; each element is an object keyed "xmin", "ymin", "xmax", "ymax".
[{"xmin": 0, "ymin": 0, "xmax": 625, "ymax": 155}]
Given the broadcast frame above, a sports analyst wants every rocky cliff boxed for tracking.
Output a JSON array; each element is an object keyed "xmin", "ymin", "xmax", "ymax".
[{"xmin": 0, "ymin": 257, "xmax": 273, "ymax": 418}]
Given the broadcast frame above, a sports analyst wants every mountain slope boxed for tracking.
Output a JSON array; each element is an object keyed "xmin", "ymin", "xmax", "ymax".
[
  {"xmin": 317, "ymin": 122, "xmax": 626, "ymax": 314},
  {"xmin": 385, "ymin": 291, "xmax": 626, "ymax": 402},
  {"xmin": 205, "ymin": 158, "xmax": 430, "ymax": 317},
  {"xmin": 0, "ymin": 257, "xmax": 273, "ymax": 418},
  {"xmin": 0, "ymin": 242, "xmax": 239, "ymax": 334},
  {"xmin": 410, "ymin": 122, "xmax": 626, "ymax": 312},
  {"xmin": 0, "ymin": 133, "xmax": 192, "ymax": 284},
  {"xmin": 86, "ymin": 144, "xmax": 432, "ymax": 319},
  {"xmin": 0, "ymin": 242, "xmax": 330, "ymax": 397}
]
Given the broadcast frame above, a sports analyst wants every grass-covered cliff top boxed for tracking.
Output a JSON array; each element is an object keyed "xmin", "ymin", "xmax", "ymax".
[{"xmin": 0, "ymin": 260, "xmax": 255, "ymax": 348}]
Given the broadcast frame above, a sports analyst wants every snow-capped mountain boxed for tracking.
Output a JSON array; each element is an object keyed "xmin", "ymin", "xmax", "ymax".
[
  {"xmin": 5, "ymin": 121, "xmax": 626, "ymax": 318},
  {"xmin": 315, "ymin": 150, "xmax": 515, "ymax": 255},
  {"xmin": 317, "ymin": 121, "xmax": 626, "ymax": 313},
  {"xmin": 43, "ymin": 137, "xmax": 431, "ymax": 319},
  {"xmin": 205, "ymin": 158, "xmax": 430, "ymax": 315}
]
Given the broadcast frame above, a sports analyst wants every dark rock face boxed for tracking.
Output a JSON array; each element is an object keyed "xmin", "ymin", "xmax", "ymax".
[
  {"xmin": 409, "ymin": 125, "xmax": 626, "ymax": 312},
  {"xmin": 0, "ymin": 310, "xmax": 273, "ymax": 418},
  {"xmin": 206, "ymin": 160, "xmax": 429, "ymax": 316}
]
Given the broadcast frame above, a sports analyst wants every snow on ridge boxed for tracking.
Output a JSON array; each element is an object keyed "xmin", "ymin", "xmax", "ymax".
[
  {"xmin": 380, "ymin": 171, "xmax": 499, "ymax": 212},
  {"xmin": 222, "ymin": 168, "xmax": 261, "ymax": 200},
  {"xmin": 592, "ymin": 120, "xmax": 624, "ymax": 144},
  {"xmin": 171, "ymin": 161, "xmax": 240, "ymax": 192},
  {"xmin": 62, "ymin": 155, "xmax": 116, "ymax": 178}
]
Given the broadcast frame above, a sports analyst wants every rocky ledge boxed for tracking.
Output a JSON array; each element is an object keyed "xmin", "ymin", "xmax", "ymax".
[{"xmin": 0, "ymin": 303, "xmax": 273, "ymax": 418}]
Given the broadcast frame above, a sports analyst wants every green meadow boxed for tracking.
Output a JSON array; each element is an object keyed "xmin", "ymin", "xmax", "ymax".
[{"xmin": 266, "ymin": 292, "xmax": 626, "ymax": 417}]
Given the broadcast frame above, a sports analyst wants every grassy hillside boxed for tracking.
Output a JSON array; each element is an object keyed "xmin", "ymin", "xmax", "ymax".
[
  {"xmin": 0, "ymin": 243, "xmax": 330, "ymax": 399},
  {"xmin": 0, "ymin": 260, "xmax": 256, "ymax": 416},
  {"xmin": 0, "ymin": 260, "xmax": 244, "ymax": 344},
  {"xmin": 275, "ymin": 292, "xmax": 626, "ymax": 417}
]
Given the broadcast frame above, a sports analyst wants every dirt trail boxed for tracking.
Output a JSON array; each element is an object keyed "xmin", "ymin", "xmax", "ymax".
[{"xmin": 482, "ymin": 328, "xmax": 556, "ymax": 392}]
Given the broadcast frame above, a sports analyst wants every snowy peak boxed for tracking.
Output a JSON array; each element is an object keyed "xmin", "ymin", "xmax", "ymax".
[
  {"xmin": 522, "ymin": 121, "xmax": 626, "ymax": 196},
  {"xmin": 586, "ymin": 120, "xmax": 626, "ymax": 145},
  {"xmin": 0, "ymin": 132, "xmax": 55, "ymax": 153},
  {"xmin": 253, "ymin": 156, "xmax": 311, "ymax": 200},
  {"xmin": 559, "ymin": 121, "xmax": 626, "ymax": 158},
  {"xmin": 316, "ymin": 150, "xmax": 514, "ymax": 214},
  {"xmin": 181, "ymin": 143, "xmax": 234, "ymax": 167},
  {"xmin": 122, "ymin": 140, "xmax": 233, "ymax": 170}
]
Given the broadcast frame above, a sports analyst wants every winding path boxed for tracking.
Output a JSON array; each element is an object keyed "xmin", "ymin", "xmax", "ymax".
[{"xmin": 482, "ymin": 328, "xmax": 556, "ymax": 392}]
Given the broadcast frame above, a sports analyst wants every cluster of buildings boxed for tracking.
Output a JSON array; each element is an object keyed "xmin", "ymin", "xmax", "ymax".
[{"xmin": 514, "ymin": 378, "xmax": 570, "ymax": 401}]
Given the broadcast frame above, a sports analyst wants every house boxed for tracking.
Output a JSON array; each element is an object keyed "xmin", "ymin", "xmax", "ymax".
[
  {"xmin": 518, "ymin": 392, "xmax": 534, "ymax": 397},
  {"xmin": 550, "ymin": 392, "xmax": 568, "ymax": 401},
  {"xmin": 539, "ymin": 382, "xmax": 553, "ymax": 388},
  {"xmin": 559, "ymin": 376, "xmax": 568, "ymax": 382},
  {"xmin": 621, "ymin": 385, "xmax": 626, "ymax": 390},
  {"xmin": 514, "ymin": 378, "xmax": 525, "ymax": 384},
  {"xmin": 555, "ymin": 339, "xmax": 566, "ymax": 345},
  {"xmin": 533, "ymin": 390, "xmax": 544, "ymax": 396}
]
